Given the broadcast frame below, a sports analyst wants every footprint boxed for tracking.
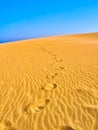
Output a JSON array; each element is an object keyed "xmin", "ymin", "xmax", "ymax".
[
  {"xmin": 41, "ymin": 83, "xmax": 57, "ymax": 91},
  {"xmin": 5, "ymin": 120, "xmax": 12, "ymax": 127},
  {"xmin": 51, "ymin": 54, "xmax": 57, "ymax": 57},
  {"xmin": 60, "ymin": 59, "xmax": 63, "ymax": 62},
  {"xmin": 56, "ymin": 59, "xmax": 63, "ymax": 62},
  {"xmin": 57, "ymin": 125, "xmax": 75, "ymax": 130},
  {"xmin": 40, "ymin": 47, "xmax": 47, "ymax": 52},
  {"xmin": 0, "ymin": 121, "xmax": 15, "ymax": 130},
  {"xmin": 59, "ymin": 66, "xmax": 65, "ymax": 70},
  {"xmin": 54, "ymin": 56, "xmax": 57, "ymax": 59},
  {"xmin": 5, "ymin": 120, "xmax": 16, "ymax": 130},
  {"xmin": 77, "ymin": 89, "xmax": 85, "ymax": 94},
  {"xmin": 47, "ymin": 73, "xmax": 58, "ymax": 79},
  {"xmin": 25, "ymin": 99, "xmax": 50, "ymax": 113}
]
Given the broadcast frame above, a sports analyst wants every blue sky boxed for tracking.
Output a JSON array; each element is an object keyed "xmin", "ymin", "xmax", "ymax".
[{"xmin": 0, "ymin": 0, "xmax": 98, "ymax": 42}]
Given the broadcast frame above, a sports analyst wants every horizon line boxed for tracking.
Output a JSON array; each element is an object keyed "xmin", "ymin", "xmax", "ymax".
[{"xmin": 0, "ymin": 31, "xmax": 98, "ymax": 44}]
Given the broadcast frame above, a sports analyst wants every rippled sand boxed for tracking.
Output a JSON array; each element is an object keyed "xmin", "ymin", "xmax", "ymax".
[{"xmin": 0, "ymin": 33, "xmax": 98, "ymax": 130}]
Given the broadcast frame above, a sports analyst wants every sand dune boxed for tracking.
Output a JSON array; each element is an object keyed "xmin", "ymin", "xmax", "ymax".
[{"xmin": 0, "ymin": 33, "xmax": 98, "ymax": 130}]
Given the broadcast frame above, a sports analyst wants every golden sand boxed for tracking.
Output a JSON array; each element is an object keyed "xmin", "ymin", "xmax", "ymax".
[{"xmin": 0, "ymin": 33, "xmax": 98, "ymax": 130}]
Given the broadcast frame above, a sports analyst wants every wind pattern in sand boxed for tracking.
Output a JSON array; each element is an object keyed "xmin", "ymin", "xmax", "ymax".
[{"xmin": 0, "ymin": 33, "xmax": 98, "ymax": 130}]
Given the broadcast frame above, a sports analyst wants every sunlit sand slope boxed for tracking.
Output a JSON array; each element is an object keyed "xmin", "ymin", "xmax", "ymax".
[{"xmin": 0, "ymin": 33, "xmax": 98, "ymax": 130}]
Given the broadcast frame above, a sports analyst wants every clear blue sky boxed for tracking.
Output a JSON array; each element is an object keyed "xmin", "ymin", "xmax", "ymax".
[{"xmin": 0, "ymin": 0, "xmax": 98, "ymax": 42}]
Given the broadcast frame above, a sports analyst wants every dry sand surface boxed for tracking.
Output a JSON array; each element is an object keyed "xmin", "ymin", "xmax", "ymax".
[{"xmin": 0, "ymin": 33, "xmax": 98, "ymax": 130}]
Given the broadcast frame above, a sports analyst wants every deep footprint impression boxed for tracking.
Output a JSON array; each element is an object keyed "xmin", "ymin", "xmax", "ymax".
[
  {"xmin": 57, "ymin": 125, "xmax": 75, "ymax": 130},
  {"xmin": 47, "ymin": 73, "xmax": 58, "ymax": 79},
  {"xmin": 25, "ymin": 99, "xmax": 50, "ymax": 113},
  {"xmin": 41, "ymin": 83, "xmax": 57, "ymax": 91}
]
